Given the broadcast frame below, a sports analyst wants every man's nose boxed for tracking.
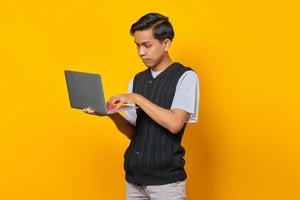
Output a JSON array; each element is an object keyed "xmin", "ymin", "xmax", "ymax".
[{"xmin": 138, "ymin": 47, "xmax": 146, "ymax": 57}]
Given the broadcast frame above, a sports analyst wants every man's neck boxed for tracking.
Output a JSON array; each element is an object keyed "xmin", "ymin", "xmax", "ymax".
[{"xmin": 151, "ymin": 55, "xmax": 173, "ymax": 72}]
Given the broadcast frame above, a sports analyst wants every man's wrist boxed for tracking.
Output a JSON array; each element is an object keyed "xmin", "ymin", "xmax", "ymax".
[
  {"xmin": 133, "ymin": 93, "xmax": 142, "ymax": 105},
  {"xmin": 107, "ymin": 112, "xmax": 119, "ymax": 120}
]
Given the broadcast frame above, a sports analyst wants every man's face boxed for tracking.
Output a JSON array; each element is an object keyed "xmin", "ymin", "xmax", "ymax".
[{"xmin": 133, "ymin": 29, "xmax": 168, "ymax": 68}]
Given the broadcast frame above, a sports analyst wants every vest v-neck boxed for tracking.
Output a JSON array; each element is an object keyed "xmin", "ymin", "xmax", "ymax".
[{"xmin": 147, "ymin": 62, "xmax": 177, "ymax": 80}]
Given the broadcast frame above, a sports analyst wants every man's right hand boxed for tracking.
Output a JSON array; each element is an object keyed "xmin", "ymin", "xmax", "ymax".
[{"xmin": 83, "ymin": 107, "xmax": 107, "ymax": 117}]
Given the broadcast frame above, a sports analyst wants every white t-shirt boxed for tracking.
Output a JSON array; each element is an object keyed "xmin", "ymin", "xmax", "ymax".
[{"xmin": 124, "ymin": 68, "xmax": 200, "ymax": 126}]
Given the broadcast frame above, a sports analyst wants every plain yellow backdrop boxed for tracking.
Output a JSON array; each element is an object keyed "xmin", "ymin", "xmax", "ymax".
[{"xmin": 0, "ymin": 0, "xmax": 299, "ymax": 199}]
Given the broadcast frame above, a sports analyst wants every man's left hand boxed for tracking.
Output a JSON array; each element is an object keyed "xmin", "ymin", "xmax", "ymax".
[{"xmin": 107, "ymin": 93, "xmax": 139, "ymax": 109}]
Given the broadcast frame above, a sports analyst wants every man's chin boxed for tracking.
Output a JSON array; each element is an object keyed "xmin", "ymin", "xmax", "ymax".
[
  {"xmin": 144, "ymin": 63, "xmax": 152, "ymax": 68},
  {"xmin": 143, "ymin": 62, "xmax": 156, "ymax": 68}
]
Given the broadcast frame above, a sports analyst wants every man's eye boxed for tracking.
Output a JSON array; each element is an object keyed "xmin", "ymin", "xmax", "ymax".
[{"xmin": 145, "ymin": 45, "xmax": 152, "ymax": 48}]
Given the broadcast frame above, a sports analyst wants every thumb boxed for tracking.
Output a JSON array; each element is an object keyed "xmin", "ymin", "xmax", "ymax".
[{"xmin": 116, "ymin": 102, "xmax": 124, "ymax": 109}]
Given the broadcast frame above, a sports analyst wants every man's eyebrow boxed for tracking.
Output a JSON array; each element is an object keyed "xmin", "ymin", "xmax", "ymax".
[{"xmin": 134, "ymin": 41, "xmax": 151, "ymax": 45}]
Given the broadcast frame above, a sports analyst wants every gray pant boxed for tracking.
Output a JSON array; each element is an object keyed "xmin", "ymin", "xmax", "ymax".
[{"xmin": 126, "ymin": 180, "xmax": 186, "ymax": 200}]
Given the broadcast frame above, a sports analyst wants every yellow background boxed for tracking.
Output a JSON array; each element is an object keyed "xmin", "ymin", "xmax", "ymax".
[{"xmin": 0, "ymin": 0, "xmax": 299, "ymax": 199}]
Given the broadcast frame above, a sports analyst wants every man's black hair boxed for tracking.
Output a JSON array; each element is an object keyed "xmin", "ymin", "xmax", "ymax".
[{"xmin": 130, "ymin": 12, "xmax": 175, "ymax": 41}]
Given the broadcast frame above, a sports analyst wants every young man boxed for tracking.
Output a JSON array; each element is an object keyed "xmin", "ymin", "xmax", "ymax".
[{"xmin": 84, "ymin": 13, "xmax": 199, "ymax": 200}]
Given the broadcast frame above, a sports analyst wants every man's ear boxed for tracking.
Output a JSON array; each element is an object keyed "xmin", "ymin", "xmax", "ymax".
[{"xmin": 163, "ymin": 39, "xmax": 172, "ymax": 51}]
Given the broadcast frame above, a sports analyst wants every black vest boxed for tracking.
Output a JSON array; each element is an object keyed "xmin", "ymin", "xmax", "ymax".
[{"xmin": 124, "ymin": 62, "xmax": 193, "ymax": 185}]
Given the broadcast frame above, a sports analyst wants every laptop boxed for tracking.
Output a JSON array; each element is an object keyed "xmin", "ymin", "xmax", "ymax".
[{"xmin": 64, "ymin": 70, "xmax": 138, "ymax": 114}]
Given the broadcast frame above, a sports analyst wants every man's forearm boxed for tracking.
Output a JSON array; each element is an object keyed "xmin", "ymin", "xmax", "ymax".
[
  {"xmin": 108, "ymin": 113, "xmax": 135, "ymax": 140},
  {"xmin": 133, "ymin": 94, "xmax": 184, "ymax": 134}
]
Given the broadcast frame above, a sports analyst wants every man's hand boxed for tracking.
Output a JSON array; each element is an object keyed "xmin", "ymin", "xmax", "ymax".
[
  {"xmin": 82, "ymin": 93, "xmax": 139, "ymax": 116},
  {"xmin": 107, "ymin": 93, "xmax": 138, "ymax": 109},
  {"xmin": 82, "ymin": 92, "xmax": 190, "ymax": 134},
  {"xmin": 83, "ymin": 107, "xmax": 108, "ymax": 117}
]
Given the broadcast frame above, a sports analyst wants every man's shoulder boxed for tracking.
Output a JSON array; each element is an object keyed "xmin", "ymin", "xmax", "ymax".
[{"xmin": 176, "ymin": 62, "xmax": 195, "ymax": 72}]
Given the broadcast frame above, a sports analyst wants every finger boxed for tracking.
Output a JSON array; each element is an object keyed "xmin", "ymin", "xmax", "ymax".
[
  {"xmin": 88, "ymin": 108, "xmax": 95, "ymax": 113},
  {"xmin": 116, "ymin": 98, "xmax": 126, "ymax": 108},
  {"xmin": 115, "ymin": 102, "xmax": 124, "ymax": 109},
  {"xmin": 83, "ymin": 108, "xmax": 90, "ymax": 113},
  {"xmin": 110, "ymin": 99, "xmax": 117, "ymax": 106},
  {"xmin": 107, "ymin": 98, "xmax": 114, "ymax": 107},
  {"xmin": 85, "ymin": 107, "xmax": 93, "ymax": 113},
  {"xmin": 112, "ymin": 103, "xmax": 120, "ymax": 107},
  {"xmin": 110, "ymin": 99, "xmax": 120, "ymax": 107}
]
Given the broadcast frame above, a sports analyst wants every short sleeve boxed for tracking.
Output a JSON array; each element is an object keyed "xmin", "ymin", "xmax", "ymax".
[
  {"xmin": 170, "ymin": 70, "xmax": 200, "ymax": 123},
  {"xmin": 124, "ymin": 78, "xmax": 137, "ymax": 126}
]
